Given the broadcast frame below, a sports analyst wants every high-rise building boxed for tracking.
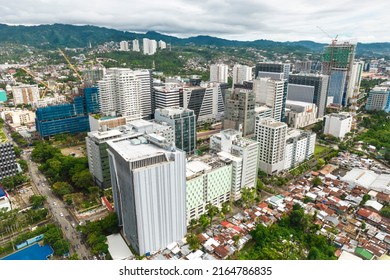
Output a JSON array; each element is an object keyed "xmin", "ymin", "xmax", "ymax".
[
  {"xmin": 186, "ymin": 155, "xmax": 232, "ymax": 223},
  {"xmin": 86, "ymin": 119, "xmax": 174, "ymax": 188},
  {"xmin": 119, "ymin": 41, "xmax": 129, "ymax": 51},
  {"xmin": 83, "ymin": 68, "xmax": 105, "ymax": 88},
  {"xmin": 210, "ymin": 64, "xmax": 228, "ymax": 83},
  {"xmin": 84, "ymin": 87, "xmax": 100, "ymax": 114},
  {"xmin": 255, "ymin": 62, "xmax": 290, "ymax": 121},
  {"xmin": 134, "ymin": 69, "xmax": 153, "ymax": 120},
  {"xmin": 255, "ymin": 62, "xmax": 290, "ymax": 80},
  {"xmin": 0, "ymin": 142, "xmax": 18, "ymax": 180},
  {"xmin": 365, "ymin": 86, "xmax": 390, "ymax": 112},
  {"xmin": 143, "ymin": 38, "xmax": 157, "ymax": 55},
  {"xmin": 293, "ymin": 60, "xmax": 313, "ymax": 73},
  {"xmin": 288, "ymin": 73, "xmax": 329, "ymax": 118},
  {"xmin": 321, "ymin": 41, "xmax": 356, "ymax": 107},
  {"xmin": 232, "ymin": 64, "xmax": 252, "ymax": 85},
  {"xmin": 35, "ymin": 93, "xmax": 91, "ymax": 138},
  {"xmin": 323, "ymin": 112, "xmax": 352, "ymax": 140},
  {"xmin": 12, "ymin": 84, "xmax": 40, "ymax": 106},
  {"xmin": 284, "ymin": 129, "xmax": 316, "ymax": 170},
  {"xmin": 253, "ymin": 77, "xmax": 285, "ymax": 122},
  {"xmin": 153, "ymin": 83, "xmax": 183, "ymax": 111},
  {"xmin": 223, "ymin": 88, "xmax": 256, "ymax": 136},
  {"xmin": 132, "ymin": 39, "xmax": 140, "ymax": 52},
  {"xmin": 98, "ymin": 68, "xmax": 152, "ymax": 121},
  {"xmin": 255, "ymin": 117, "xmax": 287, "ymax": 175},
  {"xmin": 158, "ymin": 40, "xmax": 167, "ymax": 49},
  {"xmin": 182, "ymin": 83, "xmax": 225, "ymax": 122},
  {"xmin": 107, "ymin": 136, "xmax": 186, "ymax": 255},
  {"xmin": 210, "ymin": 129, "xmax": 259, "ymax": 200},
  {"xmin": 154, "ymin": 107, "xmax": 196, "ymax": 154},
  {"xmin": 346, "ymin": 61, "xmax": 364, "ymax": 102}
]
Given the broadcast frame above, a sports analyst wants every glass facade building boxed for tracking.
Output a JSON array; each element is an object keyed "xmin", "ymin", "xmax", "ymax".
[{"xmin": 35, "ymin": 87, "xmax": 99, "ymax": 138}]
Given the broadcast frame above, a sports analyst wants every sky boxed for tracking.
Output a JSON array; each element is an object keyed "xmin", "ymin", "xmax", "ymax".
[{"xmin": 0, "ymin": 0, "xmax": 389, "ymax": 43}]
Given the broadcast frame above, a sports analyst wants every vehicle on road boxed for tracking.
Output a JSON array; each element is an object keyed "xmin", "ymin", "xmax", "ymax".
[{"xmin": 60, "ymin": 212, "xmax": 64, "ymax": 217}]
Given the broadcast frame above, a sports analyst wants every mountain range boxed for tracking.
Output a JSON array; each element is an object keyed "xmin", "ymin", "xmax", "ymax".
[{"xmin": 0, "ymin": 23, "xmax": 389, "ymax": 56}]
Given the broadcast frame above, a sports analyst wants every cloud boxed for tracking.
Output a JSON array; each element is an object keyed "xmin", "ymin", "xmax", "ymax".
[{"xmin": 0, "ymin": 0, "xmax": 389, "ymax": 42}]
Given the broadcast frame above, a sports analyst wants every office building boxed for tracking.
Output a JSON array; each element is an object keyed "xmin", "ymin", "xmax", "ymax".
[
  {"xmin": 255, "ymin": 105, "xmax": 273, "ymax": 120},
  {"xmin": 255, "ymin": 117, "xmax": 287, "ymax": 175},
  {"xmin": 255, "ymin": 62, "xmax": 290, "ymax": 80},
  {"xmin": 321, "ymin": 41, "xmax": 356, "ymax": 107},
  {"xmin": 284, "ymin": 129, "xmax": 316, "ymax": 170},
  {"xmin": 0, "ymin": 142, "xmax": 18, "ymax": 180},
  {"xmin": 107, "ymin": 136, "xmax": 186, "ymax": 255},
  {"xmin": 210, "ymin": 64, "xmax": 228, "ymax": 83},
  {"xmin": 288, "ymin": 73, "xmax": 329, "ymax": 118},
  {"xmin": 84, "ymin": 87, "xmax": 100, "ymax": 114},
  {"xmin": 223, "ymin": 88, "xmax": 255, "ymax": 136},
  {"xmin": 143, "ymin": 38, "xmax": 157, "ymax": 55},
  {"xmin": 35, "ymin": 96, "xmax": 90, "ymax": 138},
  {"xmin": 182, "ymin": 83, "xmax": 224, "ymax": 122},
  {"xmin": 186, "ymin": 155, "xmax": 232, "ymax": 222},
  {"xmin": 346, "ymin": 61, "xmax": 364, "ymax": 102},
  {"xmin": 323, "ymin": 112, "xmax": 352, "ymax": 140},
  {"xmin": 210, "ymin": 129, "xmax": 259, "ymax": 200},
  {"xmin": 119, "ymin": 41, "xmax": 129, "ymax": 51},
  {"xmin": 255, "ymin": 62, "xmax": 290, "ymax": 121},
  {"xmin": 86, "ymin": 119, "xmax": 174, "ymax": 188},
  {"xmin": 153, "ymin": 83, "xmax": 183, "ymax": 111},
  {"xmin": 284, "ymin": 100, "xmax": 318, "ymax": 129},
  {"xmin": 12, "ymin": 84, "xmax": 40, "ymax": 106},
  {"xmin": 293, "ymin": 60, "xmax": 313, "ymax": 73},
  {"xmin": 365, "ymin": 86, "xmax": 390, "ymax": 112},
  {"xmin": 98, "ymin": 68, "xmax": 152, "ymax": 121},
  {"xmin": 232, "ymin": 64, "xmax": 252, "ymax": 85},
  {"xmin": 155, "ymin": 107, "xmax": 196, "ymax": 154},
  {"xmin": 253, "ymin": 77, "xmax": 285, "ymax": 122},
  {"xmin": 132, "ymin": 39, "xmax": 140, "ymax": 52}
]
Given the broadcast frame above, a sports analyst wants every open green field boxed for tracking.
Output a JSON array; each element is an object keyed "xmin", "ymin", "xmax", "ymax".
[{"xmin": 314, "ymin": 144, "xmax": 329, "ymax": 156}]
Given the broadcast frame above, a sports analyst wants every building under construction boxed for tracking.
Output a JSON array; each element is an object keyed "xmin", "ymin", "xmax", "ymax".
[{"xmin": 321, "ymin": 41, "xmax": 356, "ymax": 107}]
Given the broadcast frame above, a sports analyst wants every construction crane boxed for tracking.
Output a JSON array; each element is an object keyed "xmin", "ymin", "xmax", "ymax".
[
  {"xmin": 21, "ymin": 67, "xmax": 50, "ymax": 98},
  {"xmin": 58, "ymin": 49, "xmax": 84, "ymax": 86},
  {"xmin": 316, "ymin": 26, "xmax": 338, "ymax": 45}
]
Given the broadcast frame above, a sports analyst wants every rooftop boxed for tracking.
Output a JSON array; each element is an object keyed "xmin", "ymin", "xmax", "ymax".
[{"xmin": 107, "ymin": 137, "xmax": 176, "ymax": 162}]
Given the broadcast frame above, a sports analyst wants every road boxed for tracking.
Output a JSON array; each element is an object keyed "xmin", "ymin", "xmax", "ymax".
[
  {"xmin": 22, "ymin": 150, "xmax": 91, "ymax": 259},
  {"xmin": 2, "ymin": 125, "xmax": 92, "ymax": 259}
]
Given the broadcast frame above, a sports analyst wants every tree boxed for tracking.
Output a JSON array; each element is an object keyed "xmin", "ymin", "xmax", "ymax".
[
  {"xmin": 206, "ymin": 203, "xmax": 219, "ymax": 224},
  {"xmin": 18, "ymin": 159, "xmax": 28, "ymax": 172},
  {"xmin": 69, "ymin": 253, "xmax": 79, "ymax": 260},
  {"xmin": 221, "ymin": 202, "xmax": 231, "ymax": 215},
  {"xmin": 232, "ymin": 235, "xmax": 240, "ymax": 246},
  {"xmin": 52, "ymin": 181, "xmax": 74, "ymax": 197},
  {"xmin": 199, "ymin": 214, "xmax": 210, "ymax": 230},
  {"xmin": 312, "ymin": 177, "xmax": 322, "ymax": 187},
  {"xmin": 380, "ymin": 207, "xmax": 390, "ymax": 218},
  {"xmin": 360, "ymin": 194, "xmax": 371, "ymax": 206},
  {"xmin": 316, "ymin": 158, "xmax": 325, "ymax": 169},
  {"xmin": 72, "ymin": 169, "xmax": 94, "ymax": 190},
  {"xmin": 186, "ymin": 233, "xmax": 200, "ymax": 251},
  {"xmin": 29, "ymin": 195, "xmax": 46, "ymax": 209}
]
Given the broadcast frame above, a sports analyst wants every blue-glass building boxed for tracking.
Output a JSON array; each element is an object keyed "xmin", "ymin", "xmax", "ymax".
[
  {"xmin": 84, "ymin": 87, "xmax": 100, "ymax": 114},
  {"xmin": 35, "ymin": 87, "xmax": 100, "ymax": 138}
]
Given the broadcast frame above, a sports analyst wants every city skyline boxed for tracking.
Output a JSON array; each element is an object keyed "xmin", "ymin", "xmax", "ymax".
[{"xmin": 0, "ymin": 0, "xmax": 388, "ymax": 43}]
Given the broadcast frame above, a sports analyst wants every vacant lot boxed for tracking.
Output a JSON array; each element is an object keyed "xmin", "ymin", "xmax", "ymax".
[{"xmin": 60, "ymin": 145, "xmax": 86, "ymax": 157}]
